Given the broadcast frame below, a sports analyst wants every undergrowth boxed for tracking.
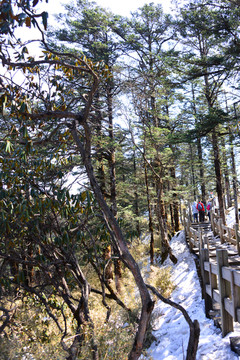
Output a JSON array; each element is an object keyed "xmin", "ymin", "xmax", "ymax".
[{"xmin": 0, "ymin": 235, "xmax": 175, "ymax": 359}]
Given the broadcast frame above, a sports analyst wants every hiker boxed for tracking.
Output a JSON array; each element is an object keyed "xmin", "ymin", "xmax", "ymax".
[
  {"xmin": 197, "ymin": 200, "xmax": 205, "ymax": 222},
  {"xmin": 192, "ymin": 201, "xmax": 198, "ymax": 223},
  {"xmin": 206, "ymin": 200, "xmax": 212, "ymax": 221}
]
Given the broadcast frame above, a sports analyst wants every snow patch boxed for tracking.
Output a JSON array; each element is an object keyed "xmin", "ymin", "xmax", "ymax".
[{"xmin": 142, "ymin": 225, "xmax": 240, "ymax": 359}]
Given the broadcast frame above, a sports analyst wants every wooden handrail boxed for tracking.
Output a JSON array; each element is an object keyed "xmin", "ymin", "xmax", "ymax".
[{"xmin": 184, "ymin": 215, "xmax": 240, "ymax": 337}]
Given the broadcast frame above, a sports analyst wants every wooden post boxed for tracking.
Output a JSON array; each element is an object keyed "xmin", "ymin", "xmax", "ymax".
[
  {"xmin": 188, "ymin": 201, "xmax": 192, "ymax": 223},
  {"xmin": 187, "ymin": 225, "xmax": 192, "ymax": 251},
  {"xmin": 227, "ymin": 227, "xmax": 231, "ymax": 245},
  {"xmin": 217, "ymin": 217, "xmax": 220, "ymax": 237},
  {"xmin": 179, "ymin": 200, "xmax": 183, "ymax": 225},
  {"xmin": 211, "ymin": 211, "xmax": 214, "ymax": 233},
  {"xmin": 195, "ymin": 230, "xmax": 198, "ymax": 249},
  {"xmin": 200, "ymin": 248, "xmax": 212, "ymax": 316},
  {"xmin": 219, "ymin": 218, "xmax": 224, "ymax": 244},
  {"xmin": 235, "ymin": 224, "xmax": 240, "ymax": 255},
  {"xmin": 199, "ymin": 230, "xmax": 203, "ymax": 249},
  {"xmin": 183, "ymin": 208, "xmax": 186, "ymax": 230},
  {"xmin": 204, "ymin": 235, "xmax": 209, "ymax": 253},
  {"xmin": 199, "ymin": 232, "xmax": 202, "ymax": 253},
  {"xmin": 188, "ymin": 221, "xmax": 191, "ymax": 241},
  {"xmin": 216, "ymin": 249, "xmax": 233, "ymax": 337},
  {"xmin": 230, "ymin": 269, "xmax": 240, "ymax": 322},
  {"xmin": 209, "ymin": 262, "xmax": 217, "ymax": 299}
]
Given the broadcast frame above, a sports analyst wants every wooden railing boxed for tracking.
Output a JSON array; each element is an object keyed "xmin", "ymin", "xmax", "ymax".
[
  {"xmin": 184, "ymin": 212, "xmax": 240, "ymax": 337},
  {"xmin": 211, "ymin": 210, "xmax": 240, "ymax": 253}
]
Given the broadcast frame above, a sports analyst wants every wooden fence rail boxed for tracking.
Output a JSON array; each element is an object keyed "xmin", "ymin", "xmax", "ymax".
[
  {"xmin": 183, "ymin": 212, "xmax": 240, "ymax": 338},
  {"xmin": 211, "ymin": 209, "xmax": 240, "ymax": 251}
]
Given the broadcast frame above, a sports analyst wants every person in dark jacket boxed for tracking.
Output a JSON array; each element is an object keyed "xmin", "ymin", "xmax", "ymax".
[{"xmin": 197, "ymin": 200, "xmax": 205, "ymax": 222}]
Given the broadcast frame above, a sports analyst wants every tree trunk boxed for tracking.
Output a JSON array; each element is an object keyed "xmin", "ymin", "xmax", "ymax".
[
  {"xmin": 169, "ymin": 201, "xmax": 174, "ymax": 235},
  {"xmin": 229, "ymin": 122, "xmax": 239, "ymax": 224},
  {"xmin": 170, "ymin": 167, "xmax": 179, "ymax": 233},
  {"xmin": 155, "ymin": 168, "xmax": 177, "ymax": 264},
  {"xmin": 189, "ymin": 144, "xmax": 197, "ymax": 200},
  {"xmin": 133, "ymin": 149, "xmax": 141, "ymax": 237},
  {"xmin": 199, "ymin": 41, "xmax": 225, "ymax": 222},
  {"xmin": 192, "ymin": 85, "xmax": 206, "ymax": 202},
  {"xmin": 197, "ymin": 137, "xmax": 206, "ymax": 202},
  {"xmin": 104, "ymin": 245, "xmax": 113, "ymax": 284},
  {"xmin": 221, "ymin": 136, "xmax": 231, "ymax": 209},
  {"xmin": 145, "ymin": 168, "xmax": 154, "ymax": 265},
  {"xmin": 212, "ymin": 128, "xmax": 225, "ymax": 224},
  {"xmin": 67, "ymin": 259, "xmax": 99, "ymax": 360},
  {"xmin": 71, "ymin": 122, "xmax": 154, "ymax": 360},
  {"xmin": 107, "ymin": 76, "xmax": 122, "ymax": 293},
  {"xmin": 95, "ymin": 93, "xmax": 106, "ymax": 198},
  {"xmin": 143, "ymin": 138, "xmax": 155, "ymax": 265}
]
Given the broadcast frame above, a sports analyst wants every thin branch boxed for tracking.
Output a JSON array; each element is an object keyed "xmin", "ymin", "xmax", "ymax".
[
  {"xmin": 146, "ymin": 284, "xmax": 200, "ymax": 360},
  {"xmin": 0, "ymin": 307, "xmax": 10, "ymax": 334}
]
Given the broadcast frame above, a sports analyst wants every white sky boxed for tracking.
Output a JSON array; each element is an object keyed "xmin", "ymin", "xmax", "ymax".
[
  {"xmin": 15, "ymin": 0, "xmax": 175, "ymax": 43},
  {"xmin": 43, "ymin": 0, "xmax": 174, "ymax": 20},
  {"xmin": 91, "ymin": 0, "xmax": 173, "ymax": 15}
]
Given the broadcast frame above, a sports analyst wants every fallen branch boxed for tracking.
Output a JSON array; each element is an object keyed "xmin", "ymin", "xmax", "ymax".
[{"xmin": 146, "ymin": 284, "xmax": 200, "ymax": 360}]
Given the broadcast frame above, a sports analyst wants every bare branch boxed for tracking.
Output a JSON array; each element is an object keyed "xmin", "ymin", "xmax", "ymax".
[{"xmin": 146, "ymin": 284, "xmax": 200, "ymax": 360}]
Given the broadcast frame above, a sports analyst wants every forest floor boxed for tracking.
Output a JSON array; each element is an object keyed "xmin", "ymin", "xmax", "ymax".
[{"xmin": 142, "ymin": 210, "xmax": 240, "ymax": 360}]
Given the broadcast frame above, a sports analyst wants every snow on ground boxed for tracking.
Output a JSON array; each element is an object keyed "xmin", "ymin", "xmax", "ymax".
[{"xmin": 144, "ymin": 210, "xmax": 240, "ymax": 360}]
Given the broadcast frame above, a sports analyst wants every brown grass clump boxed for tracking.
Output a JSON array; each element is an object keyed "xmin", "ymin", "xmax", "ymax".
[{"xmin": 146, "ymin": 265, "xmax": 176, "ymax": 299}]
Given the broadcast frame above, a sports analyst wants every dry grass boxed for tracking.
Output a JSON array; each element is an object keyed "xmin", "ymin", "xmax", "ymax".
[
  {"xmin": 0, "ymin": 236, "xmax": 175, "ymax": 359},
  {"xmin": 0, "ymin": 295, "xmax": 68, "ymax": 360},
  {"xmin": 146, "ymin": 265, "xmax": 176, "ymax": 299}
]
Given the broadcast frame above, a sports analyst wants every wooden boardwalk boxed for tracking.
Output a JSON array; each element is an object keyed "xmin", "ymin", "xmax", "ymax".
[
  {"xmin": 184, "ymin": 216, "xmax": 240, "ymax": 354},
  {"xmin": 188, "ymin": 221, "xmax": 240, "ymax": 262}
]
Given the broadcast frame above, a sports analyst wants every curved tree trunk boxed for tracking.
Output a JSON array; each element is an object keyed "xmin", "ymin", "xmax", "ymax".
[
  {"xmin": 71, "ymin": 122, "xmax": 154, "ymax": 360},
  {"xmin": 146, "ymin": 284, "xmax": 200, "ymax": 360}
]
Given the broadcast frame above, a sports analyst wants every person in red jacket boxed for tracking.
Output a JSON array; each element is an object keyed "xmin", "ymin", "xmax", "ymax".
[{"xmin": 197, "ymin": 200, "xmax": 205, "ymax": 222}]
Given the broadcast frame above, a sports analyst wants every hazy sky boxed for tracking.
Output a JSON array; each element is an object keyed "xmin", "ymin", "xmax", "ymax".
[
  {"xmin": 92, "ymin": 0, "xmax": 173, "ymax": 15},
  {"xmin": 44, "ymin": 0, "xmax": 174, "ymax": 19},
  {"xmin": 15, "ymin": 0, "xmax": 174, "ymax": 49}
]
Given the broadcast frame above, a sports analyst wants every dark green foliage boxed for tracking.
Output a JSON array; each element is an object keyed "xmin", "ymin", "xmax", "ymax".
[{"xmin": 170, "ymin": 108, "xmax": 231, "ymax": 143}]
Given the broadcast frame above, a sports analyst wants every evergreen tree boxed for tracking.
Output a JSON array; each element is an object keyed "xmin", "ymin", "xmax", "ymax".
[{"xmin": 119, "ymin": 3, "xmax": 178, "ymax": 263}]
